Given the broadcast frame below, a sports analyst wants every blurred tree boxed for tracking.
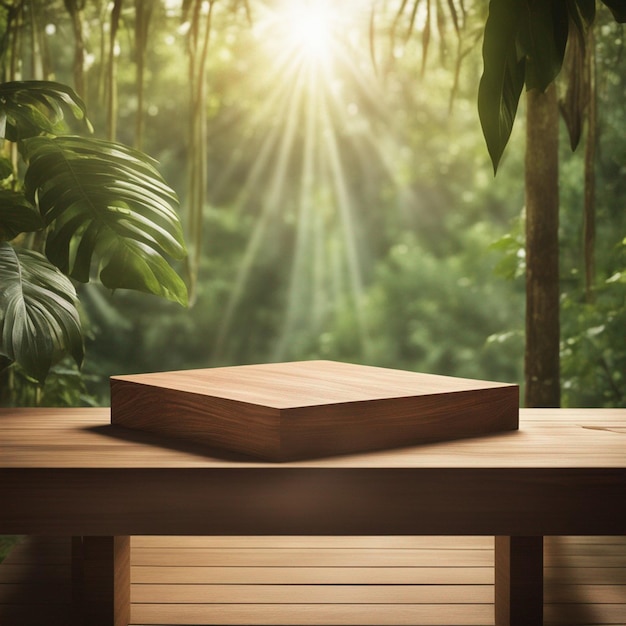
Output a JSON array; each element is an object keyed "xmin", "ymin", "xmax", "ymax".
[{"xmin": 477, "ymin": 0, "xmax": 625, "ymax": 407}]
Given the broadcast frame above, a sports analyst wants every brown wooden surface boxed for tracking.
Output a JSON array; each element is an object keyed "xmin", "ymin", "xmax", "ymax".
[
  {"xmin": 495, "ymin": 536, "xmax": 544, "ymax": 626},
  {"xmin": 1, "ymin": 408, "xmax": 625, "ymax": 536},
  {"xmin": 2, "ymin": 535, "xmax": 625, "ymax": 625},
  {"xmin": 71, "ymin": 536, "xmax": 130, "ymax": 626},
  {"xmin": 1, "ymin": 406, "xmax": 622, "ymax": 469},
  {"xmin": 110, "ymin": 360, "xmax": 519, "ymax": 460}
]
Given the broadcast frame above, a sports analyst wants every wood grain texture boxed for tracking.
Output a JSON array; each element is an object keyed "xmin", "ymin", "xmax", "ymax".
[
  {"xmin": 1, "ymin": 407, "xmax": 624, "ymax": 469},
  {"xmin": 1, "ymin": 408, "xmax": 625, "ymax": 537},
  {"xmin": 130, "ymin": 603, "xmax": 496, "ymax": 625},
  {"xmin": 2, "ymin": 406, "xmax": 621, "ymax": 625},
  {"xmin": 3, "ymin": 535, "xmax": 626, "ymax": 626},
  {"xmin": 131, "ymin": 583, "xmax": 495, "ymax": 604},
  {"xmin": 110, "ymin": 360, "xmax": 519, "ymax": 460}
]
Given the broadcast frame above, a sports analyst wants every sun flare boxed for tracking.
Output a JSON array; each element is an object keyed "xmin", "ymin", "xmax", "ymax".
[
  {"xmin": 214, "ymin": 0, "xmax": 380, "ymax": 361},
  {"xmin": 283, "ymin": 1, "xmax": 336, "ymax": 63},
  {"xmin": 266, "ymin": 0, "xmax": 343, "ymax": 67}
]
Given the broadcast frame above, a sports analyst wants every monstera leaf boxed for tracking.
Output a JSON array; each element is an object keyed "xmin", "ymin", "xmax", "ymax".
[
  {"xmin": 0, "ymin": 191, "xmax": 44, "ymax": 242},
  {"xmin": 0, "ymin": 242, "xmax": 83, "ymax": 383},
  {"xmin": 22, "ymin": 135, "xmax": 188, "ymax": 306},
  {"xmin": 0, "ymin": 80, "xmax": 91, "ymax": 141}
]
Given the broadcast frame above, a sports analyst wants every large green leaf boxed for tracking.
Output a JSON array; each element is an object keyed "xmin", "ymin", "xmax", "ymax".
[
  {"xmin": 0, "ymin": 191, "xmax": 44, "ymax": 241},
  {"xmin": 0, "ymin": 80, "xmax": 92, "ymax": 142},
  {"xmin": 0, "ymin": 242, "xmax": 83, "ymax": 383},
  {"xmin": 22, "ymin": 135, "xmax": 188, "ymax": 306},
  {"xmin": 519, "ymin": 0, "xmax": 569, "ymax": 92},
  {"xmin": 99, "ymin": 238, "xmax": 189, "ymax": 305},
  {"xmin": 478, "ymin": 0, "xmax": 526, "ymax": 173}
]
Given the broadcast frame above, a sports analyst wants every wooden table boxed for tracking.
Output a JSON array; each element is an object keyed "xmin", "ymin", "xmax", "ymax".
[{"xmin": 1, "ymin": 407, "xmax": 625, "ymax": 626}]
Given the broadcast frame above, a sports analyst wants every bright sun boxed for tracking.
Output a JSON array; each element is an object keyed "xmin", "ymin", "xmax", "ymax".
[{"xmin": 279, "ymin": 0, "xmax": 338, "ymax": 64}]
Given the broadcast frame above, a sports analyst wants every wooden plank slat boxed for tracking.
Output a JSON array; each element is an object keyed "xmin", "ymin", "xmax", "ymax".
[
  {"xmin": 546, "ymin": 567, "xmax": 626, "ymax": 585},
  {"xmin": 555, "ymin": 536, "xmax": 626, "ymax": 545},
  {"xmin": 544, "ymin": 604, "xmax": 626, "ymax": 625},
  {"xmin": 130, "ymin": 602, "xmax": 495, "ymax": 626},
  {"xmin": 2, "ymin": 534, "xmax": 626, "ymax": 626},
  {"xmin": 132, "ymin": 535, "xmax": 495, "ymax": 549},
  {"xmin": 131, "ymin": 583, "xmax": 494, "ymax": 604},
  {"xmin": 545, "ymin": 554, "xmax": 626, "ymax": 568},
  {"xmin": 545, "ymin": 584, "xmax": 626, "ymax": 604},
  {"xmin": 546, "ymin": 543, "xmax": 626, "ymax": 556},
  {"xmin": 131, "ymin": 546, "xmax": 626, "ymax": 568},
  {"xmin": 131, "ymin": 547, "xmax": 494, "ymax": 567},
  {"xmin": 135, "ymin": 564, "xmax": 626, "ymax": 586},
  {"xmin": 131, "ymin": 565, "xmax": 495, "ymax": 585}
]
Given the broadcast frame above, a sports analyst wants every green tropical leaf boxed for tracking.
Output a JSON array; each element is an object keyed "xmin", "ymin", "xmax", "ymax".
[
  {"xmin": 519, "ymin": 0, "xmax": 569, "ymax": 92},
  {"xmin": 478, "ymin": 0, "xmax": 526, "ymax": 173},
  {"xmin": 99, "ymin": 238, "xmax": 189, "ymax": 305},
  {"xmin": 21, "ymin": 135, "xmax": 188, "ymax": 306},
  {"xmin": 0, "ymin": 191, "xmax": 44, "ymax": 241},
  {"xmin": 0, "ymin": 80, "xmax": 92, "ymax": 141},
  {"xmin": 0, "ymin": 242, "xmax": 83, "ymax": 383}
]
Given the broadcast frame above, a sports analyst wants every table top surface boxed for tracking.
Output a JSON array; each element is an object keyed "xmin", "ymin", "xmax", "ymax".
[{"xmin": 1, "ymin": 407, "xmax": 625, "ymax": 470}]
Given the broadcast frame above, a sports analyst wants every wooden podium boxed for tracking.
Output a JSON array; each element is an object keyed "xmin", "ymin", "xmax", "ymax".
[{"xmin": 111, "ymin": 360, "xmax": 519, "ymax": 460}]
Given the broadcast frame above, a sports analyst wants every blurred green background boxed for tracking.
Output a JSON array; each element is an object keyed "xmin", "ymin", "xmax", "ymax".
[{"xmin": 1, "ymin": 0, "xmax": 624, "ymax": 408}]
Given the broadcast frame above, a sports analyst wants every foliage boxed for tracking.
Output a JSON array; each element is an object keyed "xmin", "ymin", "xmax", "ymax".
[
  {"xmin": 0, "ymin": 243, "xmax": 83, "ymax": 382},
  {"xmin": 4, "ymin": 358, "xmax": 99, "ymax": 407},
  {"xmin": 0, "ymin": 80, "xmax": 187, "ymax": 388},
  {"xmin": 561, "ymin": 283, "xmax": 626, "ymax": 407},
  {"xmin": 558, "ymin": 36, "xmax": 626, "ymax": 408},
  {"xmin": 0, "ymin": 1, "xmax": 623, "ymax": 411},
  {"xmin": 312, "ymin": 228, "xmax": 525, "ymax": 385},
  {"xmin": 73, "ymin": 27, "xmax": 531, "ymax": 403},
  {"xmin": 478, "ymin": 0, "xmax": 626, "ymax": 173}
]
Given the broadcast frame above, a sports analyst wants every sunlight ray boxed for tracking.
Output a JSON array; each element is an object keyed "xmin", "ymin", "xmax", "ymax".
[
  {"xmin": 210, "ymin": 0, "xmax": 385, "ymax": 361},
  {"xmin": 207, "ymin": 43, "xmax": 321, "ymax": 205},
  {"xmin": 272, "ymin": 69, "xmax": 321, "ymax": 360},
  {"xmin": 320, "ymin": 101, "xmax": 372, "ymax": 357},
  {"xmin": 212, "ymin": 65, "xmax": 309, "ymax": 360}
]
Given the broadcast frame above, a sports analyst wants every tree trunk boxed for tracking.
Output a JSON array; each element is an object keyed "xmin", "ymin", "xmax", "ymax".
[{"xmin": 524, "ymin": 84, "xmax": 560, "ymax": 408}]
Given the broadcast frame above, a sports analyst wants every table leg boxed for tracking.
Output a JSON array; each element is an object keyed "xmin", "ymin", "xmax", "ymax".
[
  {"xmin": 494, "ymin": 536, "xmax": 543, "ymax": 626},
  {"xmin": 71, "ymin": 536, "xmax": 130, "ymax": 626}
]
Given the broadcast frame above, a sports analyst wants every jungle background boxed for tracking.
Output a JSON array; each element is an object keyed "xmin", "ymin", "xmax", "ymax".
[{"xmin": 1, "ymin": 0, "xmax": 624, "ymax": 408}]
